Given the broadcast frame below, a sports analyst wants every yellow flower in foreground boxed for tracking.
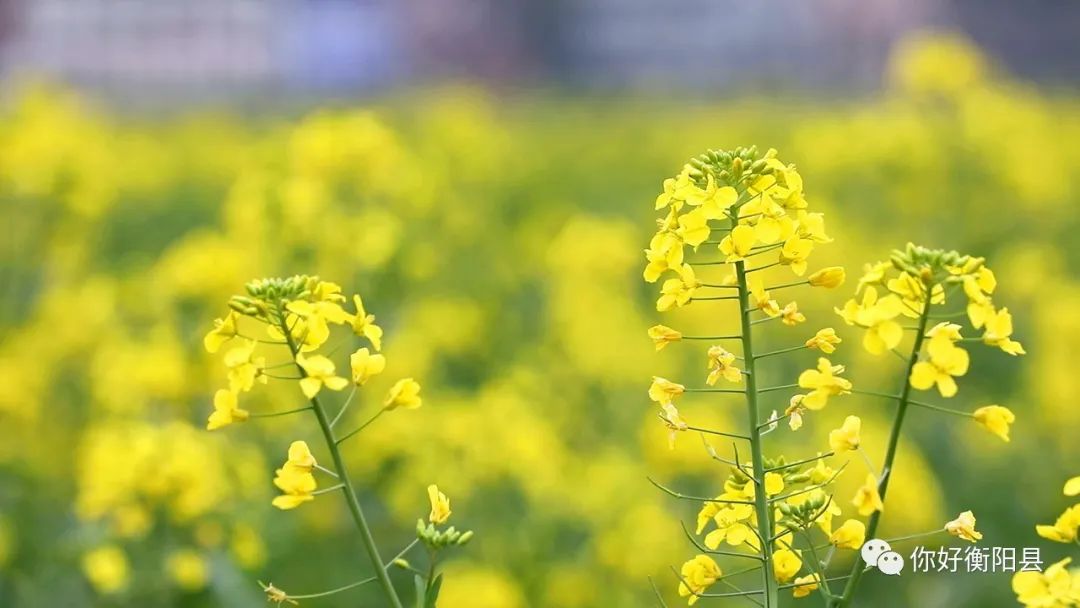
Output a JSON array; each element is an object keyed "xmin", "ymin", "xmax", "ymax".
[
  {"xmin": 657, "ymin": 265, "xmax": 699, "ymax": 311},
  {"xmin": 350, "ymin": 347, "xmax": 386, "ymax": 386},
  {"xmin": 764, "ymin": 472, "xmax": 785, "ymax": 496},
  {"xmin": 798, "ymin": 358, "xmax": 852, "ymax": 410},
  {"xmin": 944, "ymin": 511, "xmax": 982, "ymax": 542},
  {"xmin": 204, "ymin": 311, "xmax": 239, "ymax": 353},
  {"xmin": 384, "ymin": 378, "xmax": 422, "ymax": 410},
  {"xmin": 779, "ymin": 236, "xmax": 813, "ymax": 276},
  {"xmin": 166, "ymin": 549, "xmax": 209, "ymax": 591},
  {"xmin": 1012, "ymin": 558, "xmax": 1079, "ymax": 608},
  {"xmin": 808, "ymin": 267, "xmax": 845, "ymax": 289},
  {"xmin": 1065, "ymin": 476, "xmax": 1080, "ymax": 497},
  {"xmin": 648, "ymin": 324, "xmax": 683, "ymax": 351},
  {"xmin": 805, "ymin": 328, "xmax": 841, "ymax": 354},
  {"xmin": 649, "ymin": 376, "xmax": 685, "ymax": 404},
  {"xmin": 676, "ymin": 208, "xmax": 711, "ymax": 248},
  {"xmin": 749, "ymin": 276, "xmax": 781, "ymax": 317},
  {"xmin": 350, "ymin": 294, "xmax": 384, "ymax": 351},
  {"xmin": 719, "ymin": 224, "xmax": 756, "ymax": 261},
  {"xmin": 656, "ymin": 171, "xmax": 695, "ymax": 210},
  {"xmin": 687, "ymin": 174, "xmax": 737, "ymax": 219},
  {"xmin": 1036, "ymin": 505, "xmax": 1080, "ymax": 543},
  {"xmin": 660, "ymin": 402, "xmax": 689, "ymax": 449},
  {"xmin": 678, "ymin": 555, "xmax": 722, "ymax": 605},
  {"xmin": 296, "ymin": 354, "xmax": 349, "ymax": 398},
  {"xmin": 792, "ymin": 573, "xmax": 820, "ymax": 599},
  {"xmin": 644, "ymin": 231, "xmax": 684, "ymax": 283},
  {"xmin": 224, "ymin": 340, "xmax": 266, "ymax": 392},
  {"xmin": 835, "ymin": 286, "xmax": 904, "ymax": 355},
  {"xmin": 272, "ymin": 441, "xmax": 318, "ymax": 510},
  {"xmin": 852, "ymin": 474, "xmax": 883, "ymax": 516},
  {"xmin": 910, "ymin": 334, "xmax": 969, "ymax": 397},
  {"xmin": 207, "ymin": 389, "xmax": 249, "ymax": 431},
  {"xmin": 272, "ymin": 466, "xmax": 317, "ymax": 510},
  {"xmin": 972, "ymin": 405, "xmax": 1015, "ymax": 442},
  {"xmin": 706, "ymin": 346, "xmax": 742, "ymax": 385},
  {"xmin": 982, "ymin": 307, "xmax": 1026, "ymax": 356},
  {"xmin": 428, "ymin": 484, "xmax": 452, "ymax": 524},
  {"xmin": 82, "ymin": 545, "xmax": 130, "ymax": 594},
  {"xmin": 286, "ymin": 440, "xmax": 317, "ymax": 470},
  {"xmin": 830, "ymin": 519, "xmax": 866, "ymax": 549},
  {"xmin": 829, "ymin": 415, "xmax": 861, "ymax": 452},
  {"xmin": 780, "ymin": 302, "xmax": 806, "ymax": 326},
  {"xmin": 772, "ymin": 548, "xmax": 803, "ymax": 583}
]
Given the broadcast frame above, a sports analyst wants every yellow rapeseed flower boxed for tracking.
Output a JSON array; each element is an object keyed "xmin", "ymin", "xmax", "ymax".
[
  {"xmin": 350, "ymin": 294, "xmax": 384, "ymax": 351},
  {"xmin": 797, "ymin": 358, "xmax": 852, "ymax": 410},
  {"xmin": 1012, "ymin": 558, "xmax": 1079, "ymax": 607},
  {"xmin": 296, "ymin": 354, "xmax": 349, "ymax": 398},
  {"xmin": 349, "ymin": 347, "xmax": 386, "ymax": 386},
  {"xmin": 384, "ymin": 378, "xmax": 422, "ymax": 410},
  {"xmin": 852, "ymin": 474, "xmax": 883, "ymax": 516},
  {"xmin": 805, "ymin": 328, "xmax": 841, "ymax": 354},
  {"xmin": 829, "ymin": 415, "xmax": 861, "ymax": 452},
  {"xmin": 981, "ymin": 307, "xmax": 1026, "ymax": 356},
  {"xmin": 648, "ymin": 324, "xmax": 683, "ymax": 351},
  {"xmin": 808, "ymin": 267, "xmax": 845, "ymax": 289},
  {"xmin": 719, "ymin": 225, "xmax": 756, "ymax": 261},
  {"xmin": 972, "ymin": 405, "xmax": 1015, "ymax": 442},
  {"xmin": 203, "ymin": 311, "xmax": 239, "ymax": 353},
  {"xmin": 780, "ymin": 302, "xmax": 806, "ymax": 326},
  {"xmin": 772, "ymin": 548, "xmax": 803, "ymax": 583},
  {"xmin": 944, "ymin": 510, "xmax": 982, "ymax": 542},
  {"xmin": 910, "ymin": 333, "xmax": 969, "ymax": 397},
  {"xmin": 427, "ymin": 485, "xmax": 452, "ymax": 524},
  {"xmin": 830, "ymin": 519, "xmax": 866, "ymax": 549},
  {"xmin": 206, "ymin": 389, "xmax": 249, "ymax": 431},
  {"xmin": 649, "ymin": 376, "xmax": 685, "ymax": 404},
  {"xmin": 706, "ymin": 346, "xmax": 742, "ymax": 385},
  {"xmin": 1035, "ymin": 505, "xmax": 1080, "ymax": 543},
  {"xmin": 678, "ymin": 554, "xmax": 721, "ymax": 605},
  {"xmin": 791, "ymin": 573, "xmax": 820, "ymax": 599}
]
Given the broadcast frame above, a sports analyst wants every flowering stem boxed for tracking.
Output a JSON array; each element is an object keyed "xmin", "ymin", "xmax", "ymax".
[
  {"xmin": 753, "ymin": 344, "xmax": 808, "ymax": 360},
  {"xmin": 767, "ymin": 279, "xmax": 809, "ymax": 291},
  {"xmin": 336, "ymin": 409, "xmax": 385, "ymax": 446},
  {"xmin": 735, "ymin": 259, "xmax": 780, "ymax": 607},
  {"xmin": 330, "ymin": 386, "xmax": 358, "ymax": 429},
  {"xmin": 684, "ymin": 335, "xmax": 742, "ymax": 341},
  {"xmin": 249, "ymin": 406, "xmax": 313, "ymax": 418},
  {"xmin": 757, "ymin": 383, "xmax": 799, "ymax": 393},
  {"xmin": 279, "ymin": 315, "xmax": 404, "ymax": 608},
  {"xmin": 693, "ymin": 295, "xmax": 740, "ymax": 301},
  {"xmin": 833, "ymin": 294, "xmax": 933, "ymax": 607},
  {"xmin": 884, "ymin": 529, "xmax": 945, "ymax": 544}
]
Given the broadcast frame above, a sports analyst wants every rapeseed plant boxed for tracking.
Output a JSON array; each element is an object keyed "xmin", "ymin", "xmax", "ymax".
[
  {"xmin": 205, "ymin": 275, "xmax": 472, "ymax": 607},
  {"xmin": 644, "ymin": 148, "xmax": 1026, "ymax": 607}
]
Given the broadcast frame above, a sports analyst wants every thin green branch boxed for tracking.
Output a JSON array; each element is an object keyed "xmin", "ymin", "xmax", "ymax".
[
  {"xmin": 648, "ymin": 477, "xmax": 755, "ymax": 505},
  {"xmin": 279, "ymin": 313, "xmax": 404, "ymax": 608},
  {"xmin": 249, "ymin": 406, "xmax": 313, "ymax": 419},
  {"xmin": 834, "ymin": 293, "xmax": 933, "ymax": 607}
]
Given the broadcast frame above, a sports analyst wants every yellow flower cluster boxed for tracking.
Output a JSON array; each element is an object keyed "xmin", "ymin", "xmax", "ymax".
[{"xmin": 645, "ymin": 147, "xmax": 842, "ymax": 313}]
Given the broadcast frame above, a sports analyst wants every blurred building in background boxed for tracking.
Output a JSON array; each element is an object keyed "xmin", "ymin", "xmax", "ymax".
[{"xmin": 0, "ymin": 0, "xmax": 1075, "ymax": 105}]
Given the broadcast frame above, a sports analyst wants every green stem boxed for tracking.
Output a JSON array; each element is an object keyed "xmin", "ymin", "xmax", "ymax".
[
  {"xmin": 279, "ymin": 315, "xmax": 404, "ymax": 608},
  {"xmin": 833, "ymin": 294, "xmax": 933, "ymax": 607},
  {"xmin": 735, "ymin": 259, "xmax": 779, "ymax": 607}
]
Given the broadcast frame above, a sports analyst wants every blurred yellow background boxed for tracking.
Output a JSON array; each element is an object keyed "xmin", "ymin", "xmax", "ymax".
[{"xmin": 0, "ymin": 25, "xmax": 1078, "ymax": 607}]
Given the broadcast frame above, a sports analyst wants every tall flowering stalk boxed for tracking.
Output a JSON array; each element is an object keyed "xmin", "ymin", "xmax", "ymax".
[
  {"xmin": 645, "ymin": 147, "xmax": 850, "ymax": 606},
  {"xmin": 203, "ymin": 275, "xmax": 472, "ymax": 607},
  {"xmin": 643, "ymin": 149, "xmax": 1025, "ymax": 607},
  {"xmin": 831, "ymin": 245, "xmax": 1024, "ymax": 606}
]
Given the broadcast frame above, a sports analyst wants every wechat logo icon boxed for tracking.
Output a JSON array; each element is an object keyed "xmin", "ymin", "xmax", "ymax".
[{"xmin": 861, "ymin": 538, "xmax": 905, "ymax": 576}]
